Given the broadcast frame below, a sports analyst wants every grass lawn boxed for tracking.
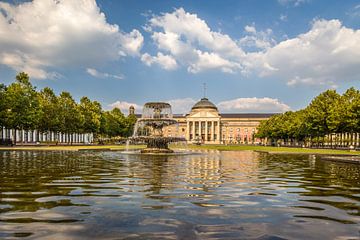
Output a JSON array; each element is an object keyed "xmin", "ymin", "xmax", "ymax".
[
  {"xmin": 173, "ymin": 144, "xmax": 360, "ymax": 156},
  {"xmin": 1, "ymin": 144, "xmax": 359, "ymax": 156},
  {"xmin": 0, "ymin": 144, "xmax": 145, "ymax": 151}
]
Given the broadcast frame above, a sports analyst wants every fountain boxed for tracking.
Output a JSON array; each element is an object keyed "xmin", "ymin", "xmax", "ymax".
[{"xmin": 128, "ymin": 102, "xmax": 186, "ymax": 154}]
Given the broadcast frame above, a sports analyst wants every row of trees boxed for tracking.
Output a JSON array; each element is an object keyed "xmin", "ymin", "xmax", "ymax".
[
  {"xmin": 256, "ymin": 87, "xmax": 360, "ymax": 148},
  {"xmin": 0, "ymin": 72, "xmax": 137, "ymax": 142}
]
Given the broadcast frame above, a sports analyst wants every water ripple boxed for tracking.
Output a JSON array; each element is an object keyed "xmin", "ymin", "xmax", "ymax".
[{"xmin": 0, "ymin": 150, "xmax": 359, "ymax": 239}]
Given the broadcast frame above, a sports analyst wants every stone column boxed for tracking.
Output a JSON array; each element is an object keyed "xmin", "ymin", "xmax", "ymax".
[
  {"xmin": 211, "ymin": 121, "xmax": 214, "ymax": 142},
  {"xmin": 205, "ymin": 121, "xmax": 208, "ymax": 143},
  {"xmin": 198, "ymin": 121, "xmax": 201, "ymax": 140},
  {"xmin": 217, "ymin": 120, "xmax": 221, "ymax": 143},
  {"xmin": 186, "ymin": 121, "xmax": 190, "ymax": 141},
  {"xmin": 191, "ymin": 121, "xmax": 195, "ymax": 141}
]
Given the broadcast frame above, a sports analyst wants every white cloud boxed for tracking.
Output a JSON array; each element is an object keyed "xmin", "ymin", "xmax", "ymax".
[
  {"xmin": 108, "ymin": 97, "xmax": 290, "ymax": 114},
  {"xmin": 257, "ymin": 19, "xmax": 360, "ymax": 86},
  {"xmin": 145, "ymin": 8, "xmax": 360, "ymax": 88},
  {"xmin": 0, "ymin": 0, "xmax": 143, "ymax": 79},
  {"xmin": 245, "ymin": 25, "xmax": 257, "ymax": 34},
  {"xmin": 167, "ymin": 98, "xmax": 196, "ymax": 114},
  {"xmin": 278, "ymin": 0, "xmax": 308, "ymax": 7},
  {"xmin": 145, "ymin": 8, "xmax": 245, "ymax": 73},
  {"xmin": 109, "ymin": 98, "xmax": 196, "ymax": 115},
  {"xmin": 239, "ymin": 25, "xmax": 276, "ymax": 50},
  {"xmin": 347, "ymin": 4, "xmax": 360, "ymax": 18},
  {"xmin": 218, "ymin": 97, "xmax": 291, "ymax": 113},
  {"xmin": 86, "ymin": 68, "xmax": 124, "ymax": 80},
  {"xmin": 119, "ymin": 30, "xmax": 144, "ymax": 56},
  {"xmin": 141, "ymin": 52, "xmax": 177, "ymax": 70},
  {"xmin": 280, "ymin": 14, "xmax": 288, "ymax": 21},
  {"xmin": 109, "ymin": 101, "xmax": 142, "ymax": 114}
]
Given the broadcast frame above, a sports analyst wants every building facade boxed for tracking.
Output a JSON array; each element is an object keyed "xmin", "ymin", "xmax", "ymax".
[{"xmin": 133, "ymin": 97, "xmax": 275, "ymax": 144}]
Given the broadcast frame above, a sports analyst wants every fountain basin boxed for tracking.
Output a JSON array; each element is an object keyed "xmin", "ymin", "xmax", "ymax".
[
  {"xmin": 128, "ymin": 136, "xmax": 186, "ymax": 153},
  {"xmin": 129, "ymin": 102, "xmax": 186, "ymax": 154}
]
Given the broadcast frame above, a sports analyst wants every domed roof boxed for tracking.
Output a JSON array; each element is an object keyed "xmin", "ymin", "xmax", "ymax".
[{"xmin": 191, "ymin": 98, "xmax": 218, "ymax": 111}]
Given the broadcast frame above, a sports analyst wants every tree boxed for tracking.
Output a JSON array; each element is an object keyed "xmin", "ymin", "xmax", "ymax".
[
  {"xmin": 58, "ymin": 92, "xmax": 84, "ymax": 143},
  {"xmin": 5, "ymin": 72, "xmax": 40, "ymax": 143},
  {"xmin": 337, "ymin": 87, "xmax": 360, "ymax": 133},
  {"xmin": 305, "ymin": 90, "xmax": 340, "ymax": 141},
  {"xmin": 100, "ymin": 108, "xmax": 128, "ymax": 137},
  {"xmin": 38, "ymin": 87, "xmax": 61, "ymax": 133},
  {"xmin": 79, "ymin": 97, "xmax": 102, "ymax": 134},
  {"xmin": 124, "ymin": 114, "xmax": 137, "ymax": 137},
  {"xmin": 255, "ymin": 88, "xmax": 360, "ymax": 148},
  {"xmin": 0, "ymin": 83, "xmax": 7, "ymax": 128}
]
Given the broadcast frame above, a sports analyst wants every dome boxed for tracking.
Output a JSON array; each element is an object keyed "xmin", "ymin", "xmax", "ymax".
[{"xmin": 191, "ymin": 98, "xmax": 218, "ymax": 111}]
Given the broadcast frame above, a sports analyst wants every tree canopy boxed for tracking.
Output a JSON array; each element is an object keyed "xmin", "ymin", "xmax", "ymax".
[
  {"xmin": 0, "ymin": 72, "xmax": 136, "ymax": 138},
  {"xmin": 256, "ymin": 87, "xmax": 360, "ymax": 147}
]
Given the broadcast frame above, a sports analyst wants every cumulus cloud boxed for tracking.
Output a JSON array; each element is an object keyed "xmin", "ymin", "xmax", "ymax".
[
  {"xmin": 167, "ymin": 98, "xmax": 196, "ymax": 114},
  {"xmin": 0, "ymin": 0, "xmax": 143, "ymax": 79},
  {"xmin": 144, "ymin": 8, "xmax": 245, "ymax": 74},
  {"xmin": 239, "ymin": 25, "xmax": 276, "ymax": 50},
  {"xmin": 109, "ymin": 101, "xmax": 142, "ymax": 114},
  {"xmin": 141, "ymin": 52, "xmax": 177, "ymax": 70},
  {"xmin": 257, "ymin": 19, "xmax": 360, "ymax": 86},
  {"xmin": 217, "ymin": 97, "xmax": 291, "ymax": 113},
  {"xmin": 86, "ymin": 68, "xmax": 124, "ymax": 80},
  {"xmin": 109, "ymin": 97, "xmax": 290, "ymax": 114},
  {"xmin": 145, "ymin": 8, "xmax": 360, "ymax": 88}
]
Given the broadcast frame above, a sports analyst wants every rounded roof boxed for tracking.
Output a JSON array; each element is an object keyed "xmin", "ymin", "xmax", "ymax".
[
  {"xmin": 191, "ymin": 98, "xmax": 218, "ymax": 111},
  {"xmin": 144, "ymin": 102, "xmax": 171, "ymax": 109}
]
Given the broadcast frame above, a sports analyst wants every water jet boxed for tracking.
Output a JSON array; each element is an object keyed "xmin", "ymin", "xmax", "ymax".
[{"xmin": 128, "ymin": 102, "xmax": 186, "ymax": 154}]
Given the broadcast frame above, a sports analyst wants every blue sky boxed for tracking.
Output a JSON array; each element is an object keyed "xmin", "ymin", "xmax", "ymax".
[{"xmin": 0, "ymin": 0, "xmax": 360, "ymax": 114}]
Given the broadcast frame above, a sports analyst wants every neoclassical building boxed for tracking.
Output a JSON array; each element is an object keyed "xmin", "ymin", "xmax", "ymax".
[{"xmin": 132, "ymin": 97, "xmax": 275, "ymax": 144}]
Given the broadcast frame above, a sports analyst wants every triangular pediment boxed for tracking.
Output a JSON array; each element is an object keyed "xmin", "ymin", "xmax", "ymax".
[{"xmin": 188, "ymin": 111, "xmax": 219, "ymax": 118}]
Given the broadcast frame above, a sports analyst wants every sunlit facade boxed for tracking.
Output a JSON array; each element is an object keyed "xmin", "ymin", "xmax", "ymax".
[{"xmin": 131, "ymin": 97, "xmax": 275, "ymax": 144}]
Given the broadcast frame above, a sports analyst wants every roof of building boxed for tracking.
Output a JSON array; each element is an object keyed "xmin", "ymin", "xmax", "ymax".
[
  {"xmin": 191, "ymin": 97, "xmax": 218, "ymax": 111},
  {"xmin": 135, "ymin": 113, "xmax": 276, "ymax": 119},
  {"xmin": 219, "ymin": 113, "xmax": 277, "ymax": 118}
]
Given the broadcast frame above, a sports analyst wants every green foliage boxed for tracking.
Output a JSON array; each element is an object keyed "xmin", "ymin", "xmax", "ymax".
[
  {"xmin": 58, "ymin": 92, "xmax": 84, "ymax": 134},
  {"xmin": 38, "ymin": 87, "xmax": 61, "ymax": 132},
  {"xmin": 100, "ymin": 108, "xmax": 128, "ymax": 137},
  {"xmin": 79, "ymin": 97, "xmax": 102, "ymax": 134},
  {"xmin": 5, "ymin": 72, "xmax": 40, "ymax": 130},
  {"xmin": 305, "ymin": 89, "xmax": 340, "ymax": 136},
  {"xmin": 0, "ymin": 72, "xmax": 137, "ymax": 139},
  {"xmin": 257, "ymin": 87, "xmax": 360, "ymax": 144},
  {"xmin": 0, "ymin": 83, "xmax": 7, "ymax": 127}
]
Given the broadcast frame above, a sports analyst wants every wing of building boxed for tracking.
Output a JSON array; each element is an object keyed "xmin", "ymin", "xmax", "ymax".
[{"xmin": 131, "ymin": 97, "xmax": 277, "ymax": 144}]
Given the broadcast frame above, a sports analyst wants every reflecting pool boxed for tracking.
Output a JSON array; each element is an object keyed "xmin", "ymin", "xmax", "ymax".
[{"xmin": 0, "ymin": 150, "xmax": 359, "ymax": 239}]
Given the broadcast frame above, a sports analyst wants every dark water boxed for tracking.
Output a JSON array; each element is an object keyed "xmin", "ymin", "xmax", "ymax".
[{"xmin": 0, "ymin": 150, "xmax": 360, "ymax": 240}]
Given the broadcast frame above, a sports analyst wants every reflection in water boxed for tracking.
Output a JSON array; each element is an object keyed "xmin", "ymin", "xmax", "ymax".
[{"xmin": 0, "ymin": 150, "xmax": 360, "ymax": 239}]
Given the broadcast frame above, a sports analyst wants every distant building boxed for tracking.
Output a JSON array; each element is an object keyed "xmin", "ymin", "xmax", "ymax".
[{"xmin": 131, "ymin": 97, "xmax": 276, "ymax": 144}]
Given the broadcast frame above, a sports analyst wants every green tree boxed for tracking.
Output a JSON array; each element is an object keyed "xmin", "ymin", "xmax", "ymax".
[
  {"xmin": 58, "ymin": 92, "xmax": 84, "ymax": 143},
  {"xmin": 5, "ymin": 72, "xmax": 40, "ymax": 143},
  {"xmin": 123, "ymin": 114, "xmax": 137, "ymax": 137},
  {"xmin": 100, "ymin": 108, "xmax": 128, "ymax": 137},
  {"xmin": 0, "ymin": 83, "xmax": 8, "ymax": 128},
  {"xmin": 305, "ymin": 90, "xmax": 340, "ymax": 142},
  {"xmin": 337, "ymin": 87, "xmax": 360, "ymax": 133},
  {"xmin": 38, "ymin": 87, "xmax": 61, "ymax": 133},
  {"xmin": 79, "ymin": 97, "xmax": 102, "ymax": 134}
]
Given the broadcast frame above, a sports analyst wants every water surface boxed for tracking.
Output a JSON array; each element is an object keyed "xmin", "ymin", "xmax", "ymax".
[{"xmin": 0, "ymin": 150, "xmax": 359, "ymax": 239}]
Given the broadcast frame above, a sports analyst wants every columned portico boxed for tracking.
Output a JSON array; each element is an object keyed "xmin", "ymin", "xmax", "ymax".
[
  {"xmin": 160, "ymin": 97, "xmax": 273, "ymax": 145},
  {"xmin": 185, "ymin": 97, "xmax": 221, "ymax": 144}
]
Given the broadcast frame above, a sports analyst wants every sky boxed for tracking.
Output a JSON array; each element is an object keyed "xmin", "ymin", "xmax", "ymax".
[{"xmin": 0, "ymin": 0, "xmax": 360, "ymax": 114}]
